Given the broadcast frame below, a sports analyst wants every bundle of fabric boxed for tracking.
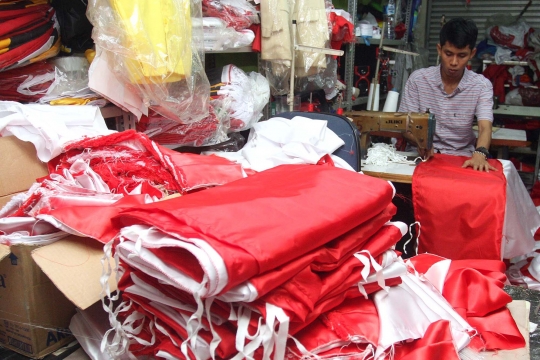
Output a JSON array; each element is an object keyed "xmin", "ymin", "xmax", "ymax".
[
  {"xmin": 0, "ymin": 61, "xmax": 55, "ymax": 102},
  {"xmin": 136, "ymin": 105, "xmax": 229, "ymax": 147},
  {"xmin": 412, "ymin": 154, "xmax": 540, "ymax": 260},
  {"xmin": 0, "ymin": 0, "xmax": 60, "ymax": 72},
  {"xmin": 47, "ymin": 130, "xmax": 244, "ymax": 196},
  {"xmin": 100, "ymin": 165, "xmax": 411, "ymax": 359},
  {"xmin": 202, "ymin": 17, "xmax": 255, "ymax": 52},
  {"xmin": 208, "ymin": 65, "xmax": 270, "ymax": 132},
  {"xmin": 202, "ymin": 0, "xmax": 259, "ymax": 31},
  {"xmin": 87, "ymin": 0, "xmax": 209, "ymax": 124},
  {"xmin": 288, "ymin": 253, "xmax": 525, "ymax": 359},
  {"xmin": 206, "ymin": 115, "xmax": 355, "ymax": 172}
]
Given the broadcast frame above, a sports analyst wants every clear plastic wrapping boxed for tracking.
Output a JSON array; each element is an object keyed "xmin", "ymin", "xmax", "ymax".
[
  {"xmin": 204, "ymin": 28, "xmax": 255, "ymax": 51},
  {"xmin": 202, "ymin": 0, "xmax": 259, "ymax": 31},
  {"xmin": 209, "ymin": 65, "xmax": 270, "ymax": 132},
  {"xmin": 260, "ymin": 0, "xmax": 332, "ymax": 95},
  {"xmin": 86, "ymin": 0, "xmax": 209, "ymax": 124},
  {"xmin": 136, "ymin": 103, "xmax": 229, "ymax": 147}
]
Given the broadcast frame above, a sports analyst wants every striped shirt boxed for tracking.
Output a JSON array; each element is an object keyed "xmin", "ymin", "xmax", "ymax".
[{"xmin": 398, "ymin": 65, "xmax": 494, "ymax": 156}]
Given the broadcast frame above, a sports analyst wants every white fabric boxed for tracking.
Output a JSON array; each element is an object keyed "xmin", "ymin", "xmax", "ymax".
[
  {"xmin": 499, "ymin": 159, "xmax": 540, "ymax": 259},
  {"xmin": 374, "ymin": 267, "xmax": 472, "ymax": 359},
  {"xmin": 422, "ymin": 258, "xmax": 452, "ymax": 294},
  {"xmin": 88, "ymin": 47, "xmax": 147, "ymax": 120},
  {"xmin": 0, "ymin": 101, "xmax": 113, "ymax": 162},
  {"xmin": 206, "ymin": 116, "xmax": 354, "ymax": 172},
  {"xmin": 117, "ymin": 225, "xmax": 228, "ymax": 297},
  {"xmin": 0, "ymin": 217, "xmax": 58, "ymax": 236}
]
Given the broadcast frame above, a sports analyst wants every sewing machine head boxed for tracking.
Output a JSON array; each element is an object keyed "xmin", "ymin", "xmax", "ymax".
[{"xmin": 344, "ymin": 110, "xmax": 435, "ymax": 158}]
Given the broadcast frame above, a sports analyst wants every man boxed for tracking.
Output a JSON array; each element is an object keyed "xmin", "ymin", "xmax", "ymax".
[{"xmin": 399, "ymin": 17, "xmax": 496, "ymax": 172}]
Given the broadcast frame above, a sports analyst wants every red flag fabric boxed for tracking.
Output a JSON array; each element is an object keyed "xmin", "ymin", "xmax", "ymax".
[{"xmin": 412, "ymin": 154, "xmax": 506, "ymax": 260}]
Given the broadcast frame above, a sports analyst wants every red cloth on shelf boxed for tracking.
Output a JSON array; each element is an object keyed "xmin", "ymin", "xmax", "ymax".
[
  {"xmin": 412, "ymin": 154, "xmax": 506, "ymax": 260},
  {"xmin": 482, "ymin": 64, "xmax": 510, "ymax": 104}
]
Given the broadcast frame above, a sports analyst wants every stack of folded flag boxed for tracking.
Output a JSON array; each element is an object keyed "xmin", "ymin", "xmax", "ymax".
[{"xmin": 0, "ymin": 0, "xmax": 60, "ymax": 72}]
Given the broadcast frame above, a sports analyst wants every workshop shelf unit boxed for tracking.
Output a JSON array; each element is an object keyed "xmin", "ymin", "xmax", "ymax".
[
  {"xmin": 483, "ymin": 60, "xmax": 540, "ymax": 188},
  {"xmin": 343, "ymin": 0, "xmax": 414, "ymax": 111}
]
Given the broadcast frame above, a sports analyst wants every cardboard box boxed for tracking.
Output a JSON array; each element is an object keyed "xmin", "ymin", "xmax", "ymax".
[
  {"xmin": 0, "ymin": 244, "xmax": 75, "ymax": 358},
  {"xmin": 0, "ymin": 236, "xmax": 117, "ymax": 358},
  {"xmin": 0, "ymin": 136, "xmax": 49, "ymax": 207},
  {"xmin": 0, "ymin": 136, "xmax": 118, "ymax": 358}
]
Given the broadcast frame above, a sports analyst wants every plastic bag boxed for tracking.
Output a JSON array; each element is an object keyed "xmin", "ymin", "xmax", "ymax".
[
  {"xmin": 487, "ymin": 19, "xmax": 533, "ymax": 51},
  {"xmin": 51, "ymin": 0, "xmax": 94, "ymax": 53},
  {"xmin": 0, "ymin": 61, "xmax": 55, "ymax": 102},
  {"xmin": 86, "ymin": 0, "xmax": 209, "ymax": 124},
  {"xmin": 208, "ymin": 65, "xmax": 270, "ymax": 132},
  {"xmin": 204, "ymin": 28, "xmax": 255, "ymax": 51},
  {"xmin": 202, "ymin": 0, "xmax": 259, "ymax": 31},
  {"xmin": 136, "ymin": 104, "xmax": 229, "ymax": 147}
]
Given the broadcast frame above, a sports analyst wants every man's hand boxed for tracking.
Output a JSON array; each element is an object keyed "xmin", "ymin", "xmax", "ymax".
[
  {"xmin": 418, "ymin": 147, "xmax": 434, "ymax": 160},
  {"xmin": 462, "ymin": 152, "xmax": 497, "ymax": 172}
]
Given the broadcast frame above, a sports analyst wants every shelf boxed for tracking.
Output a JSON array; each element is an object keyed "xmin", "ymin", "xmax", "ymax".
[
  {"xmin": 493, "ymin": 105, "xmax": 540, "ymax": 118},
  {"xmin": 206, "ymin": 46, "xmax": 254, "ymax": 54},
  {"xmin": 482, "ymin": 60, "xmax": 529, "ymax": 66},
  {"xmin": 355, "ymin": 37, "xmax": 404, "ymax": 46}
]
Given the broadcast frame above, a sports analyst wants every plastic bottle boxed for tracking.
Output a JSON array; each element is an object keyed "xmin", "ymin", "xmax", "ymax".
[{"xmin": 385, "ymin": 0, "xmax": 396, "ymax": 40}]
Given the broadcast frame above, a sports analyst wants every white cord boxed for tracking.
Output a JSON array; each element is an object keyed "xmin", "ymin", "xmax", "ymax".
[{"xmin": 364, "ymin": 143, "xmax": 422, "ymax": 166}]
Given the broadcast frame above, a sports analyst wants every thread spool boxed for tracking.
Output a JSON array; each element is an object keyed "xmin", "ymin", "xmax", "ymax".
[
  {"xmin": 367, "ymin": 84, "xmax": 380, "ymax": 111},
  {"xmin": 382, "ymin": 90, "xmax": 399, "ymax": 112}
]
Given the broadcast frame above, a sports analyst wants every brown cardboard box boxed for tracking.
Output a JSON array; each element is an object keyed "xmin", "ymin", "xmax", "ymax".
[
  {"xmin": 0, "ymin": 236, "xmax": 117, "ymax": 358},
  {"xmin": 0, "ymin": 137, "xmax": 116, "ymax": 358},
  {"xmin": 0, "ymin": 136, "xmax": 48, "ymax": 207},
  {"xmin": 0, "ymin": 244, "xmax": 75, "ymax": 358}
]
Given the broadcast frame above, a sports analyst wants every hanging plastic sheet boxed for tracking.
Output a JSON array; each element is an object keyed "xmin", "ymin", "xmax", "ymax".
[{"xmin": 86, "ymin": 0, "xmax": 210, "ymax": 123}]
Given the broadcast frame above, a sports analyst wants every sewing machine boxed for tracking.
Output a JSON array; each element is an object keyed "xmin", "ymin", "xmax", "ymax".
[{"xmin": 344, "ymin": 111, "xmax": 436, "ymax": 158}]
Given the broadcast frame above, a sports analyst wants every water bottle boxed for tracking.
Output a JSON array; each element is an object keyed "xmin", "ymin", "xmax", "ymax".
[{"xmin": 385, "ymin": 0, "xmax": 396, "ymax": 40}]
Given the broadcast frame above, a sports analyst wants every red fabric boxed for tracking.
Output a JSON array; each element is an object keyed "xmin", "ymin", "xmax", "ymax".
[
  {"xmin": 482, "ymin": 64, "xmax": 510, "ymax": 103},
  {"xmin": 409, "ymin": 254, "xmax": 525, "ymax": 352},
  {"xmin": 114, "ymin": 165, "xmax": 395, "ymax": 294},
  {"xmin": 50, "ymin": 130, "xmax": 244, "ymax": 194},
  {"xmin": 42, "ymin": 194, "xmax": 150, "ymax": 243},
  {"xmin": 136, "ymin": 107, "xmax": 221, "ymax": 147},
  {"xmin": 249, "ymin": 23, "xmax": 261, "ymax": 52},
  {"xmin": 0, "ymin": 61, "xmax": 54, "ymax": 102},
  {"xmin": 412, "ymin": 154, "xmax": 506, "ymax": 260},
  {"xmin": 0, "ymin": 4, "xmax": 51, "ymax": 21},
  {"xmin": 393, "ymin": 320, "xmax": 460, "ymax": 360},
  {"xmin": 328, "ymin": 12, "xmax": 354, "ymax": 53},
  {"xmin": 0, "ymin": 26, "xmax": 53, "ymax": 70},
  {"xmin": 248, "ymin": 203, "xmax": 396, "ymax": 299}
]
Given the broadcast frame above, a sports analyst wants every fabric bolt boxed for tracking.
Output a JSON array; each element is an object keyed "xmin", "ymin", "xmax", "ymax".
[
  {"xmin": 398, "ymin": 65, "xmax": 494, "ymax": 156},
  {"xmin": 222, "ymin": 204, "xmax": 397, "ymax": 303},
  {"xmin": 413, "ymin": 154, "xmax": 506, "ymax": 260},
  {"xmin": 113, "ymin": 165, "xmax": 395, "ymax": 297}
]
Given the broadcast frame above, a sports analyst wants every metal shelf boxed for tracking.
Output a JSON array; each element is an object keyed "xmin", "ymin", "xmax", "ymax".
[
  {"xmin": 206, "ymin": 46, "xmax": 254, "ymax": 54},
  {"xmin": 355, "ymin": 37, "xmax": 405, "ymax": 46}
]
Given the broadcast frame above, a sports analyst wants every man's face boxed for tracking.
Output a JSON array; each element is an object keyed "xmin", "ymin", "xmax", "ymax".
[{"xmin": 437, "ymin": 42, "xmax": 476, "ymax": 80}]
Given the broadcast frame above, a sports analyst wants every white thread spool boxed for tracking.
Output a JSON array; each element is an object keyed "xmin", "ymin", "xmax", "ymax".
[
  {"xmin": 382, "ymin": 90, "xmax": 399, "ymax": 112},
  {"xmin": 367, "ymin": 84, "xmax": 380, "ymax": 111}
]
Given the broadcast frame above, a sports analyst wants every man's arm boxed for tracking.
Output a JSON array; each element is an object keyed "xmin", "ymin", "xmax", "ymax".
[{"xmin": 461, "ymin": 119, "xmax": 497, "ymax": 171}]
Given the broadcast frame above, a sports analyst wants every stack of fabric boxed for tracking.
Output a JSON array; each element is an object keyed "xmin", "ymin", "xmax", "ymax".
[
  {"xmin": 0, "ymin": 0, "xmax": 60, "ymax": 71},
  {"xmin": 101, "ymin": 165, "xmax": 407, "ymax": 359},
  {"xmin": 0, "ymin": 61, "xmax": 55, "ymax": 102},
  {"xmin": 96, "ymin": 164, "xmax": 525, "ymax": 359}
]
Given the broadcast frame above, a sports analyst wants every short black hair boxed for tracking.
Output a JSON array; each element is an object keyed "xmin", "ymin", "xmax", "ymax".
[{"xmin": 439, "ymin": 17, "xmax": 478, "ymax": 50}]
